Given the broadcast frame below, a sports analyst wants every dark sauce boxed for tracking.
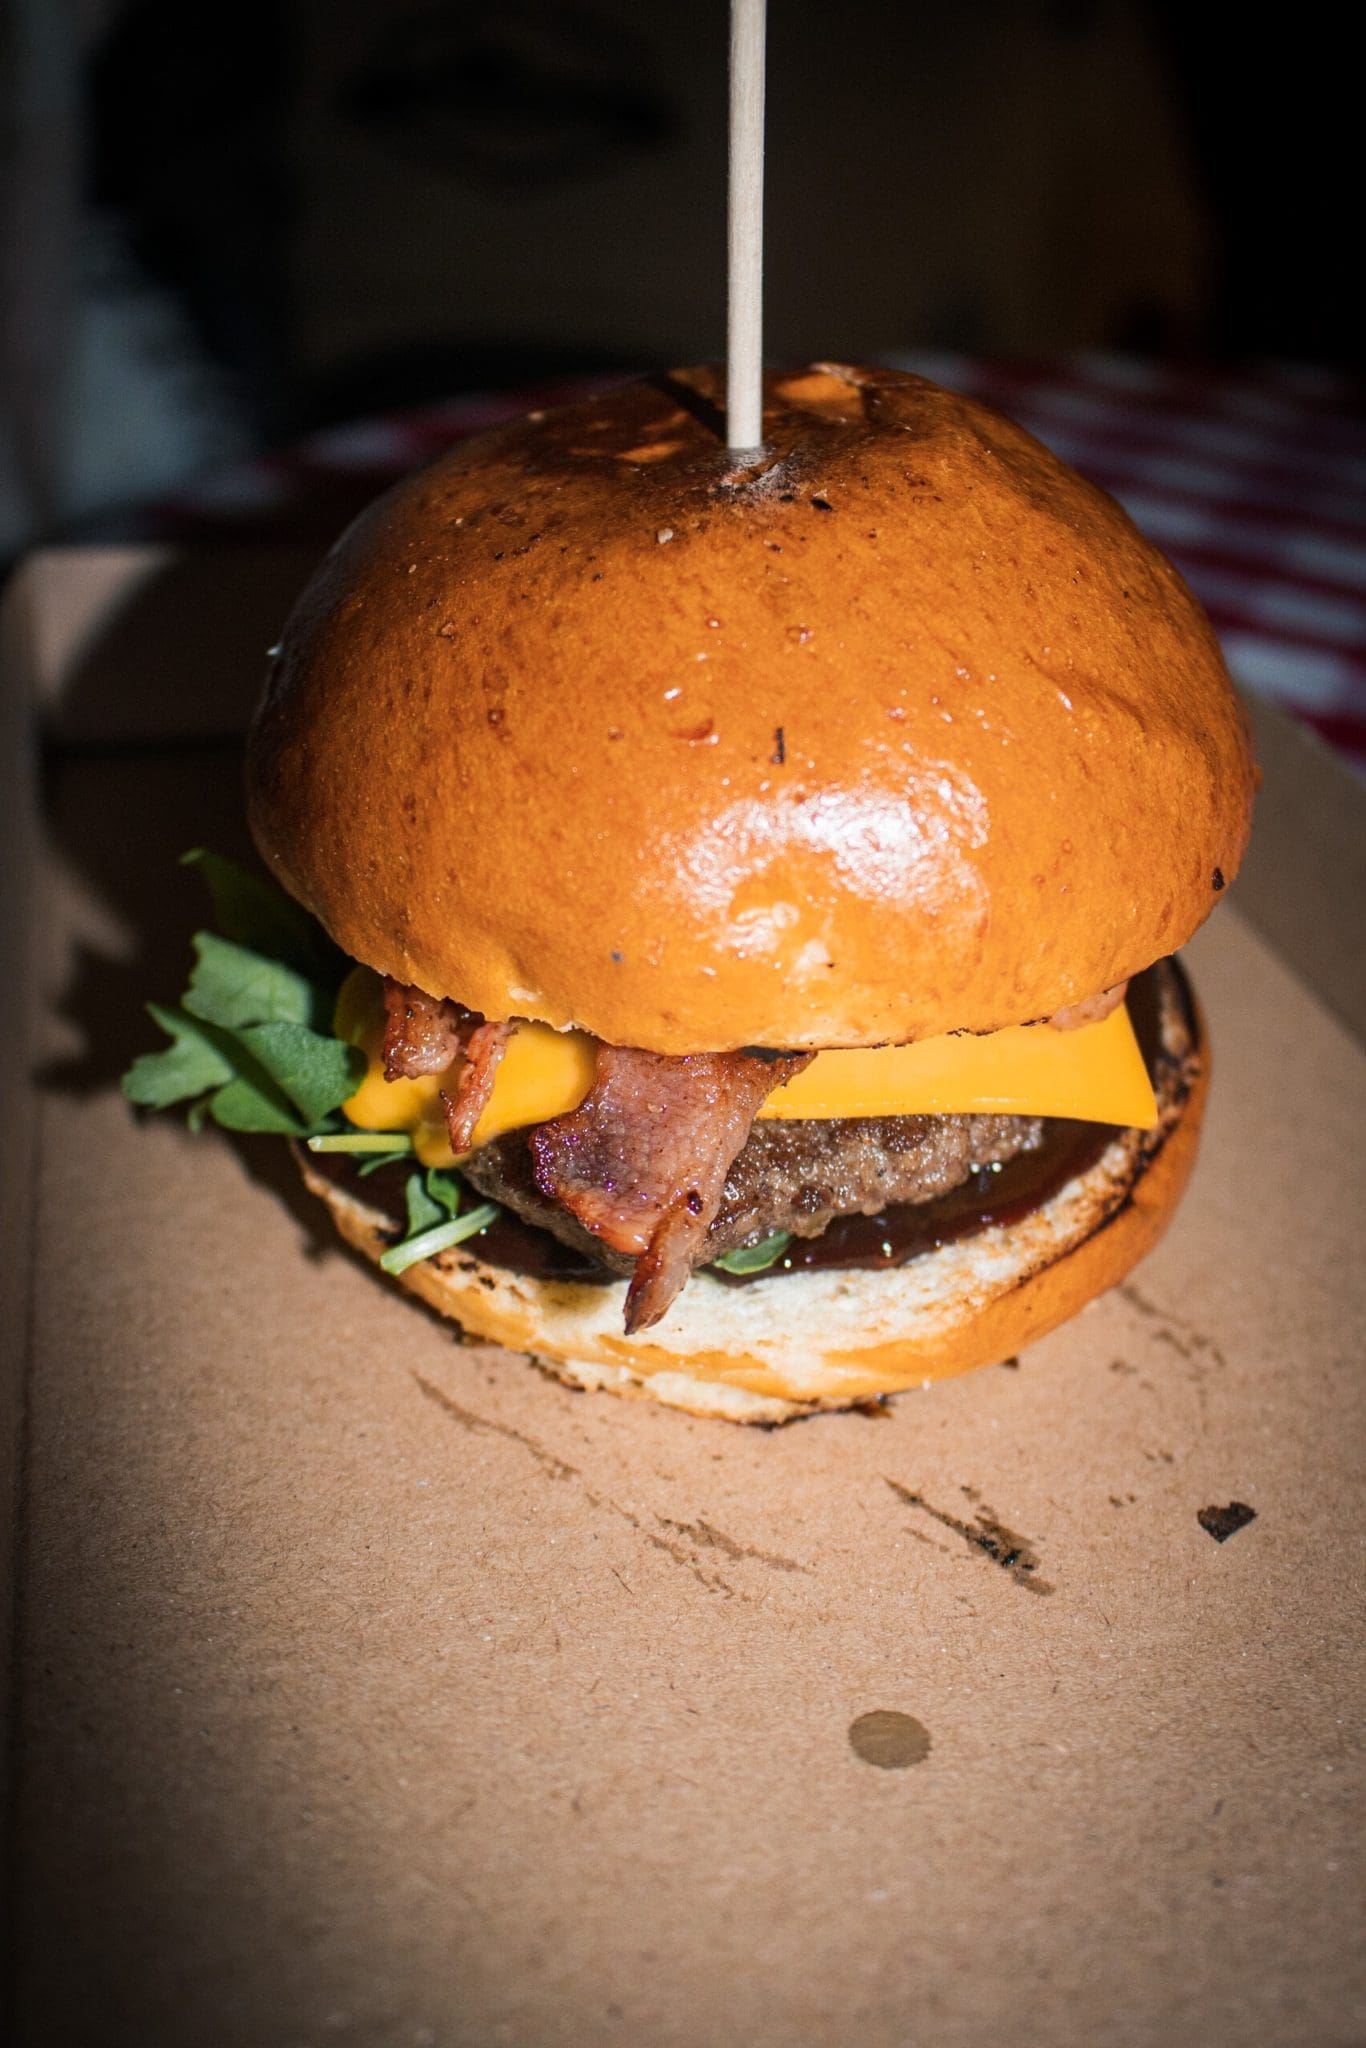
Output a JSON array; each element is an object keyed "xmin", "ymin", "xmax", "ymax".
[
  {"xmin": 713, "ymin": 1119, "xmax": 1117, "ymax": 1283},
  {"xmin": 313, "ymin": 961, "xmax": 1188, "ymax": 1290},
  {"xmin": 450, "ymin": 1204, "xmax": 611, "ymax": 1282}
]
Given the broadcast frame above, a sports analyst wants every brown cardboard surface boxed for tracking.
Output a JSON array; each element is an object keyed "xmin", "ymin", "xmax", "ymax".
[
  {"xmin": 1237, "ymin": 693, "xmax": 1366, "ymax": 1045},
  {"xmin": 3, "ymin": 551, "xmax": 1364, "ymax": 2048}
]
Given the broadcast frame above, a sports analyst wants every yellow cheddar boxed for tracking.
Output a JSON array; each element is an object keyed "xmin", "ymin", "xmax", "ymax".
[
  {"xmin": 756, "ymin": 1002, "xmax": 1157, "ymax": 1127},
  {"xmin": 335, "ymin": 968, "xmax": 597, "ymax": 1167},
  {"xmin": 334, "ymin": 965, "xmax": 1157, "ymax": 1166}
]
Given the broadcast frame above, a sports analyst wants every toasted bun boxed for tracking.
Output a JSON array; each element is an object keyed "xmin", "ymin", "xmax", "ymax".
[
  {"xmin": 296, "ymin": 998, "xmax": 1206, "ymax": 1424},
  {"xmin": 247, "ymin": 366, "xmax": 1254, "ymax": 1053}
]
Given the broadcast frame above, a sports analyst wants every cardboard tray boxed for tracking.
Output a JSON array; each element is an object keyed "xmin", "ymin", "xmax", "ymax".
[{"xmin": 3, "ymin": 548, "xmax": 1363, "ymax": 2047}]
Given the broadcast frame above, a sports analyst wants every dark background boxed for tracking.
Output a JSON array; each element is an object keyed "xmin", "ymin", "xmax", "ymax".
[{"xmin": 1, "ymin": 0, "xmax": 1358, "ymax": 549}]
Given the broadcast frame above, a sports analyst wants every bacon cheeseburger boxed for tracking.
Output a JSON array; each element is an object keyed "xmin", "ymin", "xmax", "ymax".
[{"xmin": 245, "ymin": 365, "xmax": 1255, "ymax": 1422}]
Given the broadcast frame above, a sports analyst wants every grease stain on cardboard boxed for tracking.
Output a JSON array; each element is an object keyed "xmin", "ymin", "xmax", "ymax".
[
  {"xmin": 849, "ymin": 1710, "xmax": 932, "ymax": 1769},
  {"xmin": 886, "ymin": 1479, "xmax": 1054, "ymax": 1593},
  {"xmin": 412, "ymin": 1370, "xmax": 580, "ymax": 1481},
  {"xmin": 655, "ymin": 1516, "xmax": 811, "ymax": 1575},
  {"xmin": 412, "ymin": 1370, "xmax": 807, "ymax": 1599}
]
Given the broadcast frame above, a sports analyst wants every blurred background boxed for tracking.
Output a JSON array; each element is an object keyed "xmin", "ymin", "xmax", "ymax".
[{"xmin": 2, "ymin": 0, "xmax": 1359, "ymax": 557}]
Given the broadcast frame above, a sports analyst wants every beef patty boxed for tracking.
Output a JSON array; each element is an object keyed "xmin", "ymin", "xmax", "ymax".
[{"xmin": 460, "ymin": 1111, "xmax": 1045, "ymax": 1278}]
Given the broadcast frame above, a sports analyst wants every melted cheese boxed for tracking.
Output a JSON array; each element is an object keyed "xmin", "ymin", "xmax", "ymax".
[
  {"xmin": 334, "ymin": 966, "xmax": 1158, "ymax": 1170},
  {"xmin": 756, "ymin": 1003, "xmax": 1157, "ymax": 1126}
]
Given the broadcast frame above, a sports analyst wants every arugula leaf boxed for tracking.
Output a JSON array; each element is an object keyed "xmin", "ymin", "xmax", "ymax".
[
  {"xmin": 205, "ymin": 1072, "xmax": 309, "ymax": 1136},
  {"xmin": 125, "ymin": 853, "xmax": 503, "ymax": 1263},
  {"xmin": 423, "ymin": 1169, "xmax": 464, "ymax": 1219},
  {"xmin": 357, "ymin": 1149, "xmax": 413, "ymax": 1176},
  {"xmin": 125, "ymin": 993, "xmax": 361, "ymax": 1135},
  {"xmin": 122, "ymin": 1002, "xmax": 235, "ymax": 1109},
  {"xmin": 403, "ymin": 1170, "xmax": 447, "ymax": 1237},
  {"xmin": 399, "ymin": 1167, "xmax": 465, "ymax": 1239},
  {"xmin": 711, "ymin": 1231, "xmax": 793, "ymax": 1276},
  {"xmin": 184, "ymin": 932, "xmax": 326, "ymax": 1031},
  {"xmin": 305, "ymin": 1133, "xmax": 417, "ymax": 1176},
  {"xmin": 236, "ymin": 1021, "xmax": 365, "ymax": 1125},
  {"xmin": 182, "ymin": 849, "xmax": 340, "ymax": 980},
  {"xmin": 380, "ymin": 1202, "xmax": 499, "ymax": 1277}
]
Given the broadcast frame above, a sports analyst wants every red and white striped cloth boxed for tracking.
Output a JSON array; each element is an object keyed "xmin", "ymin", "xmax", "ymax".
[
  {"xmin": 897, "ymin": 355, "xmax": 1366, "ymax": 776},
  {"xmin": 135, "ymin": 353, "xmax": 1366, "ymax": 776}
]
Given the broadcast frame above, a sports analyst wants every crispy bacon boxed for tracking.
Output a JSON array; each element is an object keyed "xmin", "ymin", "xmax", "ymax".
[
  {"xmin": 383, "ymin": 980, "xmax": 467, "ymax": 1079},
  {"xmin": 529, "ymin": 1047, "xmax": 812, "ymax": 1332},
  {"xmin": 382, "ymin": 977, "xmax": 511, "ymax": 1152},
  {"xmin": 442, "ymin": 1019, "xmax": 513, "ymax": 1151}
]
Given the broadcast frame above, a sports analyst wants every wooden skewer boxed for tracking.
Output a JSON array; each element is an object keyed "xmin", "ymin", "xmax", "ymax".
[{"xmin": 726, "ymin": 0, "xmax": 767, "ymax": 451}]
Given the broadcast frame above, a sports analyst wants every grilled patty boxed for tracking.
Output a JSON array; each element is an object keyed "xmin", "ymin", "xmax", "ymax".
[{"xmin": 460, "ymin": 1111, "xmax": 1045, "ymax": 1277}]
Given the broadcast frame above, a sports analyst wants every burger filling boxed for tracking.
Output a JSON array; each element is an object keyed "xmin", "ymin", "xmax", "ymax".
[
  {"xmin": 460, "ymin": 1108, "xmax": 1046, "ymax": 1327},
  {"xmin": 384, "ymin": 987, "xmax": 815, "ymax": 1328},
  {"xmin": 121, "ymin": 852, "xmax": 1182, "ymax": 1340},
  {"xmin": 369, "ymin": 968, "xmax": 1159, "ymax": 1334}
]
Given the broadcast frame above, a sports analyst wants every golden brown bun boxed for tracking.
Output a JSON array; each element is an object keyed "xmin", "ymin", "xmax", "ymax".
[
  {"xmin": 248, "ymin": 365, "xmax": 1254, "ymax": 1051},
  {"xmin": 296, "ymin": 1020, "xmax": 1206, "ymax": 1424}
]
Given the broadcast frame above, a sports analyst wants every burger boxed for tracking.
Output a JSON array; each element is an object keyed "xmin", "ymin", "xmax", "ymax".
[{"xmin": 171, "ymin": 365, "xmax": 1256, "ymax": 1422}]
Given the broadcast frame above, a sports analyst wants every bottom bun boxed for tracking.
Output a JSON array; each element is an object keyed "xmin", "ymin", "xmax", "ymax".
[{"xmin": 297, "ymin": 990, "xmax": 1206, "ymax": 1424}]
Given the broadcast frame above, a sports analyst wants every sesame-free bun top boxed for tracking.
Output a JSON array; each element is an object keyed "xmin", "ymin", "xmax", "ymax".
[{"xmin": 247, "ymin": 365, "xmax": 1254, "ymax": 1052}]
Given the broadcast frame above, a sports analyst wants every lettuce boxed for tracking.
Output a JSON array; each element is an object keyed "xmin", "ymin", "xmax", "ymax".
[
  {"xmin": 404, "ymin": 1166, "xmax": 462, "ymax": 1236},
  {"xmin": 123, "ymin": 1001, "xmax": 236, "ymax": 1108},
  {"xmin": 124, "ymin": 854, "xmax": 502, "ymax": 1271},
  {"xmin": 181, "ymin": 848, "xmax": 340, "ymax": 980},
  {"xmin": 379, "ymin": 1200, "xmax": 500, "ymax": 1277},
  {"xmin": 710, "ymin": 1230, "xmax": 792, "ymax": 1276},
  {"xmin": 123, "ymin": 855, "xmax": 370, "ymax": 1136}
]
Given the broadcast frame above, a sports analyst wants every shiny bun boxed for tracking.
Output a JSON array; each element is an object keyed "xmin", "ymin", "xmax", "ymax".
[{"xmin": 247, "ymin": 365, "xmax": 1254, "ymax": 1051}]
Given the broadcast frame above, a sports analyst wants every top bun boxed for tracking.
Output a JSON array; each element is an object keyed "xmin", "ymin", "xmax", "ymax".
[{"xmin": 247, "ymin": 365, "xmax": 1254, "ymax": 1053}]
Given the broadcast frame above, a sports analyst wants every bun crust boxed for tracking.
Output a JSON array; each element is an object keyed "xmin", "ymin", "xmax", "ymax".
[
  {"xmin": 248, "ymin": 366, "xmax": 1254, "ymax": 1052},
  {"xmin": 297, "ymin": 1020, "xmax": 1206, "ymax": 1423}
]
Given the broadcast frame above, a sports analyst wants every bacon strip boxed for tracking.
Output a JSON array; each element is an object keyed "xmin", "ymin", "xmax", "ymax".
[
  {"xmin": 441, "ymin": 1020, "xmax": 513, "ymax": 1150},
  {"xmin": 383, "ymin": 980, "xmax": 467, "ymax": 1079},
  {"xmin": 529, "ymin": 1047, "xmax": 812, "ymax": 1332},
  {"xmin": 382, "ymin": 977, "xmax": 511, "ymax": 1151}
]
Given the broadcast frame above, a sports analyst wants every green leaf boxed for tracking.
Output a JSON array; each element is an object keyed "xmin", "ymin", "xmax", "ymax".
[
  {"xmin": 183, "ymin": 931, "xmax": 326, "ymax": 1031},
  {"xmin": 235, "ymin": 1021, "xmax": 366, "ymax": 1125},
  {"xmin": 182, "ymin": 849, "xmax": 339, "ymax": 979},
  {"xmin": 357, "ymin": 1148, "xmax": 413, "ymax": 1177},
  {"xmin": 711, "ymin": 1231, "xmax": 793, "ymax": 1276},
  {"xmin": 121, "ymin": 849, "xmax": 365, "ymax": 1137},
  {"xmin": 122, "ymin": 1002, "xmax": 235, "ymax": 1109},
  {"xmin": 123, "ymin": 1003, "xmax": 359, "ymax": 1137},
  {"xmin": 205, "ymin": 1072, "xmax": 308, "ymax": 1135},
  {"xmin": 424, "ymin": 1169, "xmax": 464, "ymax": 1219},
  {"xmin": 403, "ymin": 1169, "xmax": 447, "ymax": 1237},
  {"xmin": 380, "ymin": 1203, "xmax": 500, "ymax": 1277},
  {"xmin": 400, "ymin": 1169, "xmax": 464, "ymax": 1235}
]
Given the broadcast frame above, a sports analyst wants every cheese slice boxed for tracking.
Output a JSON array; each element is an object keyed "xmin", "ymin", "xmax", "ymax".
[
  {"xmin": 334, "ymin": 966, "xmax": 1157, "ymax": 1171},
  {"xmin": 756, "ymin": 1002, "xmax": 1157, "ymax": 1127},
  {"xmin": 335, "ymin": 970, "xmax": 596, "ymax": 1168}
]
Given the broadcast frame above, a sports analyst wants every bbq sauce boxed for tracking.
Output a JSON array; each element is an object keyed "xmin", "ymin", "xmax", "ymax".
[{"xmin": 312, "ymin": 961, "xmax": 1187, "ymax": 1289}]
